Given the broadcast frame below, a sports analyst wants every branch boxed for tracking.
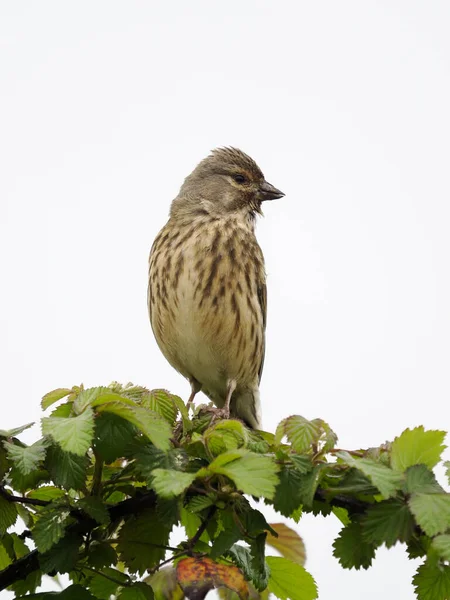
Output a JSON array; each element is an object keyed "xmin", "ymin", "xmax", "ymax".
[
  {"xmin": 0, "ymin": 490, "xmax": 158, "ymax": 591},
  {"xmin": 0, "ymin": 486, "xmax": 49, "ymax": 508}
]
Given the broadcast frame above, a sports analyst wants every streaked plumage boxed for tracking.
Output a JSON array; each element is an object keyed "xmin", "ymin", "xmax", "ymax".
[{"xmin": 148, "ymin": 148, "xmax": 283, "ymax": 428}]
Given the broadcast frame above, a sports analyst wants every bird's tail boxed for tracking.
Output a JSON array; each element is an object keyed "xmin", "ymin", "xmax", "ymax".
[{"xmin": 231, "ymin": 388, "xmax": 262, "ymax": 430}]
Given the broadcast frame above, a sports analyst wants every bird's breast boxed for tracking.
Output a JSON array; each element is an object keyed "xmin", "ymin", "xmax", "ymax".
[{"xmin": 148, "ymin": 216, "xmax": 266, "ymax": 394}]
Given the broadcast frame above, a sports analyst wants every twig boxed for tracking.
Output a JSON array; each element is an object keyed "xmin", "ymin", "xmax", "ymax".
[
  {"xmin": 187, "ymin": 505, "xmax": 217, "ymax": 549},
  {"xmin": 0, "ymin": 486, "xmax": 49, "ymax": 507},
  {"xmin": 81, "ymin": 565, "xmax": 131, "ymax": 587}
]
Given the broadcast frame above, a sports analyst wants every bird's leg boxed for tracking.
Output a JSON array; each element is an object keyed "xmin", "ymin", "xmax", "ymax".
[
  {"xmin": 186, "ymin": 378, "xmax": 201, "ymax": 414},
  {"xmin": 222, "ymin": 379, "xmax": 237, "ymax": 419}
]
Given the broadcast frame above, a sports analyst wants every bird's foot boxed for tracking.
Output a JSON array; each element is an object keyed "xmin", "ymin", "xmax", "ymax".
[{"xmin": 197, "ymin": 403, "xmax": 230, "ymax": 424}]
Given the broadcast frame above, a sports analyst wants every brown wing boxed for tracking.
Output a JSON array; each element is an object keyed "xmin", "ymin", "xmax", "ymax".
[{"xmin": 256, "ymin": 281, "xmax": 267, "ymax": 383}]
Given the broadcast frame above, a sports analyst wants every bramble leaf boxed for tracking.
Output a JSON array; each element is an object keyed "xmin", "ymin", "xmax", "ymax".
[
  {"xmin": 3, "ymin": 438, "xmax": 48, "ymax": 475},
  {"xmin": 33, "ymin": 507, "xmax": 73, "ymax": 552},
  {"xmin": 391, "ymin": 427, "xmax": 447, "ymax": 471},
  {"xmin": 336, "ymin": 451, "xmax": 403, "ymax": 498},
  {"xmin": 361, "ymin": 499, "xmax": 414, "ymax": 547},
  {"xmin": 266, "ymin": 556, "xmax": 318, "ymax": 600},
  {"xmin": 266, "ymin": 523, "xmax": 306, "ymax": 566},
  {"xmin": 151, "ymin": 469, "xmax": 196, "ymax": 498},
  {"xmin": 332, "ymin": 522, "xmax": 376, "ymax": 569},
  {"xmin": 409, "ymin": 493, "xmax": 450, "ymax": 536},
  {"xmin": 207, "ymin": 450, "xmax": 279, "ymax": 499},
  {"xmin": 431, "ymin": 534, "xmax": 450, "ymax": 561},
  {"xmin": 275, "ymin": 416, "xmax": 320, "ymax": 453},
  {"xmin": 0, "ymin": 493, "xmax": 18, "ymax": 533},
  {"xmin": 42, "ymin": 407, "xmax": 95, "ymax": 456},
  {"xmin": 413, "ymin": 559, "xmax": 450, "ymax": 600},
  {"xmin": 41, "ymin": 388, "xmax": 72, "ymax": 410},
  {"xmin": 45, "ymin": 443, "xmax": 89, "ymax": 490}
]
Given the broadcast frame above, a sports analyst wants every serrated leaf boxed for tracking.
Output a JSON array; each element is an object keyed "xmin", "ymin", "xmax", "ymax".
[
  {"xmin": 151, "ymin": 469, "xmax": 196, "ymax": 498},
  {"xmin": 0, "ymin": 542, "xmax": 12, "ymax": 570},
  {"xmin": 3, "ymin": 438, "xmax": 48, "ymax": 475},
  {"xmin": 332, "ymin": 507, "xmax": 350, "ymax": 526},
  {"xmin": 87, "ymin": 541, "xmax": 118, "ymax": 569},
  {"xmin": 39, "ymin": 532, "xmax": 81, "ymax": 573},
  {"xmin": 211, "ymin": 511, "xmax": 242, "ymax": 559},
  {"xmin": 0, "ymin": 493, "xmax": 18, "ymax": 532},
  {"xmin": 273, "ymin": 466, "xmax": 304, "ymax": 517},
  {"xmin": 208, "ymin": 450, "xmax": 279, "ymax": 499},
  {"xmin": 185, "ymin": 495, "xmax": 214, "ymax": 513},
  {"xmin": 9, "ymin": 465, "xmax": 50, "ymax": 493},
  {"xmin": 42, "ymin": 407, "xmax": 95, "ymax": 456},
  {"xmin": 94, "ymin": 412, "xmax": 137, "ymax": 463},
  {"xmin": 266, "ymin": 523, "xmax": 306, "ymax": 566},
  {"xmin": 118, "ymin": 582, "xmax": 155, "ymax": 600},
  {"xmin": 205, "ymin": 420, "xmax": 248, "ymax": 456},
  {"xmin": 33, "ymin": 507, "xmax": 73, "ymax": 552},
  {"xmin": 27, "ymin": 486, "xmax": 66, "ymax": 502},
  {"xmin": 96, "ymin": 402, "xmax": 171, "ymax": 451},
  {"xmin": 45, "ymin": 444, "xmax": 89, "ymax": 490},
  {"xmin": 444, "ymin": 461, "xmax": 450, "ymax": 485},
  {"xmin": 176, "ymin": 556, "xmax": 249, "ymax": 600},
  {"xmin": 332, "ymin": 522, "xmax": 376, "ymax": 569},
  {"xmin": 41, "ymin": 388, "xmax": 72, "ymax": 410},
  {"xmin": 117, "ymin": 509, "xmax": 172, "ymax": 574},
  {"xmin": 8, "ymin": 568, "xmax": 42, "ymax": 596},
  {"xmin": 250, "ymin": 533, "xmax": 269, "ymax": 591},
  {"xmin": 87, "ymin": 567, "xmax": 127, "ymax": 599},
  {"xmin": 275, "ymin": 416, "xmax": 320, "ymax": 453},
  {"xmin": 409, "ymin": 493, "xmax": 450, "ymax": 536},
  {"xmin": 361, "ymin": 499, "xmax": 414, "ymax": 547},
  {"xmin": 431, "ymin": 534, "xmax": 450, "ymax": 561},
  {"xmin": 405, "ymin": 464, "xmax": 445, "ymax": 494},
  {"xmin": 413, "ymin": 559, "xmax": 450, "ymax": 600},
  {"xmin": 266, "ymin": 556, "xmax": 318, "ymax": 600},
  {"xmin": 0, "ymin": 422, "xmax": 34, "ymax": 438},
  {"xmin": 391, "ymin": 427, "xmax": 447, "ymax": 471},
  {"xmin": 77, "ymin": 496, "xmax": 110, "ymax": 524},
  {"xmin": 142, "ymin": 389, "xmax": 178, "ymax": 424},
  {"xmin": 133, "ymin": 443, "xmax": 173, "ymax": 480},
  {"xmin": 290, "ymin": 455, "xmax": 313, "ymax": 474},
  {"xmin": 336, "ymin": 451, "xmax": 403, "ymax": 498},
  {"xmin": 73, "ymin": 386, "xmax": 112, "ymax": 413}
]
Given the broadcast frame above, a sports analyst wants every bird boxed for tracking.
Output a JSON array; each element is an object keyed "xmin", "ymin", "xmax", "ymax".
[{"xmin": 147, "ymin": 147, "xmax": 284, "ymax": 429}]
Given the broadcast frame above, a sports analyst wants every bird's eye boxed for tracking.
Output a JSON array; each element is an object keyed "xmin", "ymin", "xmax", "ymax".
[{"xmin": 233, "ymin": 174, "xmax": 247, "ymax": 184}]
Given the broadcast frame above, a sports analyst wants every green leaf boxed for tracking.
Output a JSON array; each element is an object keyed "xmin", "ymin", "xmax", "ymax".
[
  {"xmin": 118, "ymin": 583, "xmax": 155, "ymax": 600},
  {"xmin": 42, "ymin": 407, "xmax": 95, "ymax": 456},
  {"xmin": 27, "ymin": 486, "xmax": 66, "ymax": 502},
  {"xmin": 361, "ymin": 499, "xmax": 414, "ymax": 547},
  {"xmin": 227, "ymin": 544, "xmax": 255, "ymax": 582},
  {"xmin": 151, "ymin": 469, "xmax": 196, "ymax": 498},
  {"xmin": 73, "ymin": 386, "xmax": 112, "ymax": 413},
  {"xmin": 9, "ymin": 466, "xmax": 50, "ymax": 493},
  {"xmin": 142, "ymin": 389, "xmax": 178, "ymax": 424},
  {"xmin": 145, "ymin": 566, "xmax": 183, "ymax": 600},
  {"xmin": 297, "ymin": 465, "xmax": 323, "ymax": 508},
  {"xmin": 94, "ymin": 412, "xmax": 136, "ymax": 463},
  {"xmin": 45, "ymin": 444, "xmax": 89, "ymax": 490},
  {"xmin": 266, "ymin": 556, "xmax": 318, "ymax": 600},
  {"xmin": 211, "ymin": 510, "xmax": 242, "ymax": 559},
  {"xmin": 409, "ymin": 493, "xmax": 450, "ymax": 536},
  {"xmin": 275, "ymin": 416, "xmax": 320, "ymax": 453},
  {"xmin": 431, "ymin": 534, "xmax": 450, "ymax": 562},
  {"xmin": 413, "ymin": 559, "xmax": 450, "ymax": 600},
  {"xmin": 3, "ymin": 438, "xmax": 48, "ymax": 475},
  {"xmin": 405, "ymin": 464, "xmax": 445, "ymax": 494},
  {"xmin": 33, "ymin": 507, "xmax": 73, "ymax": 552},
  {"xmin": 87, "ymin": 567, "xmax": 127, "ymax": 599},
  {"xmin": 250, "ymin": 533, "xmax": 269, "ymax": 591},
  {"xmin": 332, "ymin": 521, "xmax": 376, "ymax": 569},
  {"xmin": 117, "ymin": 509, "xmax": 172, "ymax": 574},
  {"xmin": 96, "ymin": 402, "xmax": 171, "ymax": 451},
  {"xmin": 336, "ymin": 451, "xmax": 403, "ymax": 498},
  {"xmin": 273, "ymin": 466, "xmax": 304, "ymax": 517},
  {"xmin": 39, "ymin": 532, "xmax": 81, "ymax": 574},
  {"xmin": 207, "ymin": 450, "xmax": 279, "ymax": 499},
  {"xmin": 41, "ymin": 388, "xmax": 72, "ymax": 410},
  {"xmin": 87, "ymin": 541, "xmax": 118, "ymax": 569},
  {"xmin": 205, "ymin": 420, "xmax": 248, "ymax": 456},
  {"xmin": 185, "ymin": 495, "xmax": 214, "ymax": 513},
  {"xmin": 77, "ymin": 496, "xmax": 110, "ymax": 524},
  {"xmin": 9, "ymin": 568, "xmax": 42, "ymax": 596},
  {"xmin": 0, "ymin": 422, "xmax": 34, "ymax": 438},
  {"xmin": 0, "ymin": 541, "xmax": 12, "ymax": 570},
  {"xmin": 444, "ymin": 461, "xmax": 450, "ymax": 485},
  {"xmin": 332, "ymin": 507, "xmax": 351, "ymax": 526},
  {"xmin": 0, "ymin": 493, "xmax": 18, "ymax": 533},
  {"xmin": 290, "ymin": 455, "xmax": 313, "ymax": 473},
  {"xmin": 391, "ymin": 427, "xmax": 447, "ymax": 471}
]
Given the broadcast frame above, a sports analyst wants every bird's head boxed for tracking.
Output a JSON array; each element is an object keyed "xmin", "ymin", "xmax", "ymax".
[{"xmin": 170, "ymin": 147, "xmax": 284, "ymax": 220}]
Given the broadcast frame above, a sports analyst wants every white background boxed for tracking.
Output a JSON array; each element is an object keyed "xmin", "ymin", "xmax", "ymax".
[{"xmin": 1, "ymin": 2, "xmax": 449, "ymax": 599}]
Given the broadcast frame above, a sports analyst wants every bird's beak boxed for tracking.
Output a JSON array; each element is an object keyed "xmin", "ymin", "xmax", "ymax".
[{"xmin": 259, "ymin": 180, "xmax": 285, "ymax": 201}]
